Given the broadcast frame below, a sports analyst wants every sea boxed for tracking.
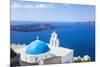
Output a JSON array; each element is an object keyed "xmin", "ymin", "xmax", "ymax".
[{"xmin": 10, "ymin": 22, "xmax": 95, "ymax": 61}]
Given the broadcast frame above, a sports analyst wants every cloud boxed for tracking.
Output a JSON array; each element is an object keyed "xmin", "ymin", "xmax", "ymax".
[
  {"xmin": 23, "ymin": 4, "xmax": 33, "ymax": 8},
  {"xmin": 34, "ymin": 4, "xmax": 48, "ymax": 8},
  {"xmin": 11, "ymin": 2, "xmax": 55, "ymax": 9},
  {"xmin": 62, "ymin": 3, "xmax": 71, "ymax": 6},
  {"xmin": 11, "ymin": 3, "xmax": 22, "ymax": 8}
]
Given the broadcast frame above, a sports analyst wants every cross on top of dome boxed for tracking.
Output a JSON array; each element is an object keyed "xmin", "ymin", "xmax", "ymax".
[{"xmin": 36, "ymin": 36, "xmax": 39, "ymax": 40}]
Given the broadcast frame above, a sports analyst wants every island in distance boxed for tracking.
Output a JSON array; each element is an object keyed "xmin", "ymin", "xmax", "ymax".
[{"xmin": 10, "ymin": 23, "xmax": 65, "ymax": 32}]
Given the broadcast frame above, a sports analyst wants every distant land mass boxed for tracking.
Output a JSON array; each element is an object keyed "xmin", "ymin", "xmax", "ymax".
[{"xmin": 10, "ymin": 23, "xmax": 64, "ymax": 32}]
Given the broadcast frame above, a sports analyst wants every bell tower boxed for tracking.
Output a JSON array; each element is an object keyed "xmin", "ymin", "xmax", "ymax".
[{"xmin": 50, "ymin": 30, "xmax": 59, "ymax": 47}]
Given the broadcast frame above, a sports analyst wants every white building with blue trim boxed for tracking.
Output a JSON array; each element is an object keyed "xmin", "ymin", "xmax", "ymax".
[{"xmin": 12, "ymin": 31, "xmax": 74, "ymax": 65}]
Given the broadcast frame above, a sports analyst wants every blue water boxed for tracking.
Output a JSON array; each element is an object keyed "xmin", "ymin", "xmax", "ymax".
[{"xmin": 10, "ymin": 22, "xmax": 95, "ymax": 61}]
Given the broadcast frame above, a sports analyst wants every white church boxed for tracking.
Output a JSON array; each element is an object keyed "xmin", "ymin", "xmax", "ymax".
[{"xmin": 11, "ymin": 31, "xmax": 74, "ymax": 65}]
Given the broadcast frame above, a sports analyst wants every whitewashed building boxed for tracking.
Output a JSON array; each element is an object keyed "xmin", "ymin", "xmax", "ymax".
[{"xmin": 17, "ymin": 31, "xmax": 74, "ymax": 65}]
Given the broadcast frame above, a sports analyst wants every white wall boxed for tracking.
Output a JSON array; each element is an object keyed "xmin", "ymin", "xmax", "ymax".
[
  {"xmin": 20, "ymin": 51, "xmax": 53, "ymax": 63},
  {"xmin": 61, "ymin": 52, "xmax": 74, "ymax": 63}
]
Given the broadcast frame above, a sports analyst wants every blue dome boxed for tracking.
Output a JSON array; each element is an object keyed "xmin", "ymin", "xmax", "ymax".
[{"xmin": 25, "ymin": 40, "xmax": 50, "ymax": 55}]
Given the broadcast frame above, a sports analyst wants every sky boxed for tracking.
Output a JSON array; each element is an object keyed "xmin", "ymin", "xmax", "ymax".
[{"xmin": 11, "ymin": 0, "xmax": 95, "ymax": 22}]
